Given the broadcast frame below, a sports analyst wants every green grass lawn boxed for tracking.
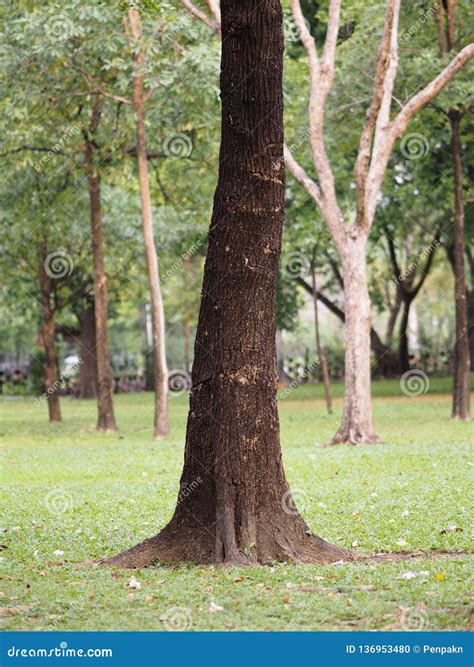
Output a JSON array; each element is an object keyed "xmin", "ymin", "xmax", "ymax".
[{"xmin": 1, "ymin": 379, "xmax": 472, "ymax": 632}]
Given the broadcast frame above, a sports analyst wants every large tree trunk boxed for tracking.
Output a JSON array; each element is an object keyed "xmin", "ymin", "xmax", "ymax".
[
  {"xmin": 84, "ymin": 110, "xmax": 117, "ymax": 432},
  {"xmin": 331, "ymin": 234, "xmax": 381, "ymax": 444},
  {"xmin": 78, "ymin": 303, "xmax": 97, "ymax": 399},
  {"xmin": 104, "ymin": 0, "xmax": 349, "ymax": 568},
  {"xmin": 398, "ymin": 297, "xmax": 412, "ymax": 374},
  {"xmin": 38, "ymin": 246, "xmax": 62, "ymax": 423},
  {"xmin": 450, "ymin": 112, "xmax": 470, "ymax": 420},
  {"xmin": 129, "ymin": 7, "xmax": 169, "ymax": 438}
]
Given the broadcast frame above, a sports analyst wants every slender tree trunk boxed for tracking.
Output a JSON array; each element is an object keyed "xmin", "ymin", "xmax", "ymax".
[
  {"xmin": 468, "ymin": 289, "xmax": 474, "ymax": 371},
  {"xmin": 450, "ymin": 112, "xmax": 470, "ymax": 420},
  {"xmin": 78, "ymin": 303, "xmax": 97, "ymax": 399},
  {"xmin": 38, "ymin": 246, "xmax": 61, "ymax": 423},
  {"xmin": 311, "ymin": 268, "xmax": 332, "ymax": 413},
  {"xmin": 129, "ymin": 7, "xmax": 169, "ymax": 438},
  {"xmin": 104, "ymin": 0, "xmax": 349, "ymax": 568},
  {"xmin": 398, "ymin": 297, "xmax": 412, "ymax": 374},
  {"xmin": 84, "ymin": 131, "xmax": 117, "ymax": 432},
  {"xmin": 331, "ymin": 234, "xmax": 381, "ymax": 444},
  {"xmin": 386, "ymin": 289, "xmax": 402, "ymax": 345}
]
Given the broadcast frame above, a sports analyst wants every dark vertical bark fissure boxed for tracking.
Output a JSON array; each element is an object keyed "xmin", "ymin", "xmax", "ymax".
[
  {"xmin": 38, "ymin": 243, "xmax": 62, "ymax": 423},
  {"xmin": 84, "ymin": 99, "xmax": 117, "ymax": 432},
  {"xmin": 104, "ymin": 0, "xmax": 350, "ymax": 567},
  {"xmin": 450, "ymin": 112, "xmax": 471, "ymax": 420}
]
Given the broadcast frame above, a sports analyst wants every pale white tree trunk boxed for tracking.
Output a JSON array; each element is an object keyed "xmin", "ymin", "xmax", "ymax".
[
  {"xmin": 182, "ymin": 0, "xmax": 474, "ymax": 443},
  {"xmin": 332, "ymin": 235, "xmax": 380, "ymax": 443}
]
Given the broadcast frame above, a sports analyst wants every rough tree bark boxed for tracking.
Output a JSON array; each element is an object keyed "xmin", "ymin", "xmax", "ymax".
[
  {"xmin": 450, "ymin": 111, "xmax": 471, "ymax": 420},
  {"xmin": 311, "ymin": 266, "xmax": 332, "ymax": 413},
  {"xmin": 128, "ymin": 7, "xmax": 169, "ymax": 437},
  {"xmin": 38, "ymin": 243, "xmax": 62, "ymax": 423},
  {"xmin": 84, "ymin": 98, "xmax": 117, "ymax": 432},
  {"xmin": 104, "ymin": 0, "xmax": 349, "ymax": 568},
  {"xmin": 78, "ymin": 302, "xmax": 98, "ymax": 399}
]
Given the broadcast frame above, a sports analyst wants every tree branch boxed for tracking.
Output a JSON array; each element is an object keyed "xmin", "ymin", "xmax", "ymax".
[
  {"xmin": 181, "ymin": 0, "xmax": 220, "ymax": 35},
  {"xmin": 367, "ymin": 42, "xmax": 474, "ymax": 221},
  {"xmin": 354, "ymin": 0, "xmax": 400, "ymax": 227},
  {"xmin": 283, "ymin": 144, "xmax": 322, "ymax": 207},
  {"xmin": 290, "ymin": 0, "xmax": 344, "ymax": 245}
]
